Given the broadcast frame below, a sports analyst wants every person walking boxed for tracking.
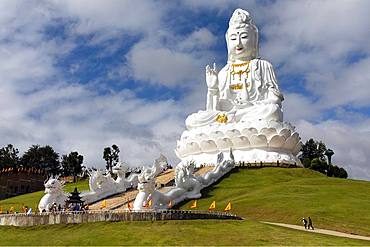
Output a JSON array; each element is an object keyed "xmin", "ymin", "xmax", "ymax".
[
  {"xmin": 302, "ymin": 218, "xmax": 308, "ymax": 229},
  {"xmin": 307, "ymin": 216, "xmax": 314, "ymax": 230}
]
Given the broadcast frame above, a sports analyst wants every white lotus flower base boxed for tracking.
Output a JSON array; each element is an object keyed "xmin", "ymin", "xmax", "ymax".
[{"xmin": 176, "ymin": 120, "xmax": 302, "ymax": 166}]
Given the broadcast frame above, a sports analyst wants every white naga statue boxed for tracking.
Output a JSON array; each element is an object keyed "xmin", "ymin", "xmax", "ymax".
[
  {"xmin": 176, "ymin": 9, "xmax": 302, "ymax": 165},
  {"xmin": 133, "ymin": 150, "xmax": 235, "ymax": 210},
  {"xmin": 81, "ymin": 161, "xmax": 140, "ymax": 204}
]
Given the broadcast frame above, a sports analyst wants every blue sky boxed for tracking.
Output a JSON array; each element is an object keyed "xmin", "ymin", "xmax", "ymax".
[{"xmin": 0, "ymin": 0, "xmax": 369, "ymax": 180}]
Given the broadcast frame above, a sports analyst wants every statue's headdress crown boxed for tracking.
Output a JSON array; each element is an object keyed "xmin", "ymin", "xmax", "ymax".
[{"xmin": 229, "ymin": 8, "xmax": 255, "ymax": 29}]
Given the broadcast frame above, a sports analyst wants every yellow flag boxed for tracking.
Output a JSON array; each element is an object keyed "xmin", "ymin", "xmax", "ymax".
[
  {"xmin": 224, "ymin": 202, "xmax": 232, "ymax": 211},
  {"xmin": 190, "ymin": 200, "xmax": 197, "ymax": 209},
  {"xmin": 168, "ymin": 200, "xmax": 173, "ymax": 208},
  {"xmin": 127, "ymin": 202, "xmax": 132, "ymax": 211},
  {"xmin": 208, "ymin": 201, "xmax": 216, "ymax": 210},
  {"xmin": 0, "ymin": 206, "xmax": 2, "ymax": 214},
  {"xmin": 100, "ymin": 199, "xmax": 107, "ymax": 209},
  {"xmin": 9, "ymin": 206, "xmax": 14, "ymax": 213},
  {"xmin": 147, "ymin": 199, "xmax": 152, "ymax": 208}
]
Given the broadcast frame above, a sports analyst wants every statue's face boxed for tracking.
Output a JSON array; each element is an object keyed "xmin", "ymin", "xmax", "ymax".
[{"xmin": 227, "ymin": 27, "xmax": 256, "ymax": 61}]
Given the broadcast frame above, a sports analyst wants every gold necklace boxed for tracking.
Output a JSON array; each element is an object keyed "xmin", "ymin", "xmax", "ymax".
[{"xmin": 231, "ymin": 61, "xmax": 250, "ymax": 81}]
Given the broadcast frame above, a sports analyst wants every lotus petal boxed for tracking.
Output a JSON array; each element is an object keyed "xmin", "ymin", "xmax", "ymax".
[
  {"xmin": 292, "ymin": 142, "xmax": 302, "ymax": 155},
  {"xmin": 185, "ymin": 142, "xmax": 201, "ymax": 155},
  {"xmin": 225, "ymin": 129, "xmax": 241, "ymax": 138},
  {"xmin": 241, "ymin": 128, "xmax": 258, "ymax": 136},
  {"xmin": 260, "ymin": 128, "xmax": 277, "ymax": 140},
  {"xmin": 209, "ymin": 131, "xmax": 224, "ymax": 138},
  {"xmin": 269, "ymin": 135, "xmax": 286, "ymax": 149},
  {"xmin": 232, "ymin": 136, "xmax": 250, "ymax": 148},
  {"xmin": 195, "ymin": 133, "xmax": 209, "ymax": 141},
  {"xmin": 249, "ymin": 135, "xmax": 268, "ymax": 148},
  {"xmin": 283, "ymin": 133, "xmax": 300, "ymax": 151},
  {"xmin": 279, "ymin": 129, "xmax": 291, "ymax": 139},
  {"xmin": 200, "ymin": 140, "xmax": 217, "ymax": 152},
  {"xmin": 216, "ymin": 138, "xmax": 233, "ymax": 150}
]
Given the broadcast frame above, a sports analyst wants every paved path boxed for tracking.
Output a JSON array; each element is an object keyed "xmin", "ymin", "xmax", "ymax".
[{"xmin": 263, "ymin": 222, "xmax": 370, "ymax": 241}]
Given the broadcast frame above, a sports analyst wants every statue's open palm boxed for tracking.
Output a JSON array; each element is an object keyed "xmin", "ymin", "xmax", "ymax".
[{"xmin": 206, "ymin": 63, "xmax": 218, "ymax": 89}]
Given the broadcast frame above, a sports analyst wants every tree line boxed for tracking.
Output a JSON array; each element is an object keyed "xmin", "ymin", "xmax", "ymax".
[
  {"xmin": 0, "ymin": 140, "xmax": 348, "ymax": 181},
  {"xmin": 299, "ymin": 139, "xmax": 348, "ymax": 178},
  {"xmin": 0, "ymin": 144, "xmax": 122, "ymax": 183}
]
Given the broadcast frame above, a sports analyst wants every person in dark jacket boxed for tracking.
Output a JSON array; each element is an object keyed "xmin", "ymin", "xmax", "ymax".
[
  {"xmin": 307, "ymin": 216, "xmax": 314, "ymax": 230},
  {"xmin": 302, "ymin": 218, "xmax": 308, "ymax": 229}
]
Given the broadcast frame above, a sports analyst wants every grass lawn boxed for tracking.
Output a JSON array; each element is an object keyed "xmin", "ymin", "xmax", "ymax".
[
  {"xmin": 180, "ymin": 168, "xmax": 370, "ymax": 237},
  {"xmin": 0, "ymin": 168, "xmax": 369, "ymax": 245},
  {"xmin": 0, "ymin": 220, "xmax": 369, "ymax": 246},
  {"xmin": 0, "ymin": 180, "xmax": 89, "ymax": 213}
]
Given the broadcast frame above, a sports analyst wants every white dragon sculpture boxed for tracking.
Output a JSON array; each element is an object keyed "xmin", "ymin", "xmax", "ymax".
[
  {"xmin": 82, "ymin": 161, "xmax": 140, "ymax": 204},
  {"xmin": 133, "ymin": 149, "xmax": 235, "ymax": 210}
]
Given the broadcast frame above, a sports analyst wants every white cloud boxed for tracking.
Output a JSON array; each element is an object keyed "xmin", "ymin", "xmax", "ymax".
[
  {"xmin": 125, "ymin": 45, "xmax": 202, "ymax": 87},
  {"xmin": 0, "ymin": 0, "xmax": 369, "ymax": 182}
]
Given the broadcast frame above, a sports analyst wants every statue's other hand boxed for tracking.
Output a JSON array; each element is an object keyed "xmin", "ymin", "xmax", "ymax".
[{"xmin": 206, "ymin": 63, "xmax": 218, "ymax": 89}]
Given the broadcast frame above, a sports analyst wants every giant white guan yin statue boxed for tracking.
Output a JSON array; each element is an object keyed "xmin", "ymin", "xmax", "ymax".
[{"xmin": 175, "ymin": 9, "xmax": 302, "ymax": 166}]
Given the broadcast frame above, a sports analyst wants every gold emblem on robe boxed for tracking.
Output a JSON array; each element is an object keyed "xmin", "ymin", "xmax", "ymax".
[{"xmin": 216, "ymin": 114, "xmax": 228, "ymax": 123}]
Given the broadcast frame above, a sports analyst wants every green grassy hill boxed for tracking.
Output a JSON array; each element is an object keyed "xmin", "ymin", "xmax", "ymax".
[
  {"xmin": 0, "ymin": 168, "xmax": 369, "ymax": 246},
  {"xmin": 180, "ymin": 168, "xmax": 370, "ymax": 237}
]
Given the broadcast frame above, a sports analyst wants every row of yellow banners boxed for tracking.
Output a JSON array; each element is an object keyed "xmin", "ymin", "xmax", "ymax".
[
  {"xmin": 190, "ymin": 200, "xmax": 232, "ymax": 211},
  {"xmin": 99, "ymin": 199, "xmax": 232, "ymax": 212}
]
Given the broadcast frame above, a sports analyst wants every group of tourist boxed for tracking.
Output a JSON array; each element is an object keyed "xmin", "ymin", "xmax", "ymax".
[
  {"xmin": 302, "ymin": 217, "xmax": 314, "ymax": 230},
  {"xmin": 43, "ymin": 202, "xmax": 89, "ymax": 213}
]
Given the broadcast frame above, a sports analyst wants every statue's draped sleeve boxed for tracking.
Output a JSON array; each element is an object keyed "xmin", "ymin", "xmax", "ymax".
[{"xmin": 258, "ymin": 59, "xmax": 284, "ymax": 102}]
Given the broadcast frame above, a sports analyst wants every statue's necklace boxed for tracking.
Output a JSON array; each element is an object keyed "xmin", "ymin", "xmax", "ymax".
[{"xmin": 231, "ymin": 61, "xmax": 250, "ymax": 81}]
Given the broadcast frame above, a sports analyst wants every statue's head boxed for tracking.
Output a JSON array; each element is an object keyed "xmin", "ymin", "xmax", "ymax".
[
  {"xmin": 226, "ymin": 9, "xmax": 259, "ymax": 62},
  {"xmin": 112, "ymin": 161, "xmax": 128, "ymax": 175},
  {"xmin": 44, "ymin": 177, "xmax": 64, "ymax": 194}
]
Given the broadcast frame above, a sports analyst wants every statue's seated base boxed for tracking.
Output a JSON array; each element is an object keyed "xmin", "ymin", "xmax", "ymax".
[
  {"xmin": 179, "ymin": 149, "xmax": 301, "ymax": 167},
  {"xmin": 175, "ymin": 120, "xmax": 302, "ymax": 167}
]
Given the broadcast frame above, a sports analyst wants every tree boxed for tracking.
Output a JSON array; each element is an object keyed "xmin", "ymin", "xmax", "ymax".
[
  {"xmin": 0, "ymin": 144, "xmax": 20, "ymax": 170},
  {"xmin": 309, "ymin": 158, "xmax": 328, "ymax": 175},
  {"xmin": 300, "ymin": 138, "xmax": 327, "ymax": 162},
  {"xmin": 20, "ymin": 145, "xmax": 60, "ymax": 175},
  {"xmin": 103, "ymin": 144, "xmax": 120, "ymax": 174},
  {"xmin": 62, "ymin": 152, "xmax": 84, "ymax": 182},
  {"xmin": 338, "ymin": 167, "xmax": 348, "ymax": 179}
]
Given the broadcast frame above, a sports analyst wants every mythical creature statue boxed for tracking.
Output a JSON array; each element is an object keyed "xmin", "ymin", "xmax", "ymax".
[
  {"xmin": 176, "ymin": 8, "xmax": 302, "ymax": 166},
  {"xmin": 133, "ymin": 154, "xmax": 168, "ymax": 210},
  {"xmin": 88, "ymin": 170, "xmax": 114, "ymax": 192},
  {"xmin": 112, "ymin": 161, "xmax": 139, "ymax": 189},
  {"xmin": 82, "ymin": 162, "xmax": 141, "ymax": 204},
  {"xmin": 38, "ymin": 177, "xmax": 68, "ymax": 212},
  {"xmin": 133, "ymin": 150, "xmax": 235, "ymax": 210}
]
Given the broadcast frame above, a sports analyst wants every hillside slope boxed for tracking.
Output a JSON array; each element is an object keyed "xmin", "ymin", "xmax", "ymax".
[
  {"xmin": 180, "ymin": 167, "xmax": 370, "ymax": 236},
  {"xmin": 1, "ymin": 168, "xmax": 370, "ymax": 245}
]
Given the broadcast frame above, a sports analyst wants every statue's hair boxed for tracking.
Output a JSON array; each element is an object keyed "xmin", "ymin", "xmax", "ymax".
[{"xmin": 226, "ymin": 9, "xmax": 259, "ymax": 62}]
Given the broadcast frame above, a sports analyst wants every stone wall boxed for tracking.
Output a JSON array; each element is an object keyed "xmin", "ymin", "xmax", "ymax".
[{"xmin": 0, "ymin": 210, "xmax": 243, "ymax": 227}]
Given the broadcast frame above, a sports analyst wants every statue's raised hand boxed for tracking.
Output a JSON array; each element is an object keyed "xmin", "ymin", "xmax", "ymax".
[{"xmin": 206, "ymin": 63, "xmax": 218, "ymax": 89}]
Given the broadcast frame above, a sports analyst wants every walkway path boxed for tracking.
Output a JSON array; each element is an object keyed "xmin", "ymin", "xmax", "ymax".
[{"xmin": 263, "ymin": 222, "xmax": 370, "ymax": 241}]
